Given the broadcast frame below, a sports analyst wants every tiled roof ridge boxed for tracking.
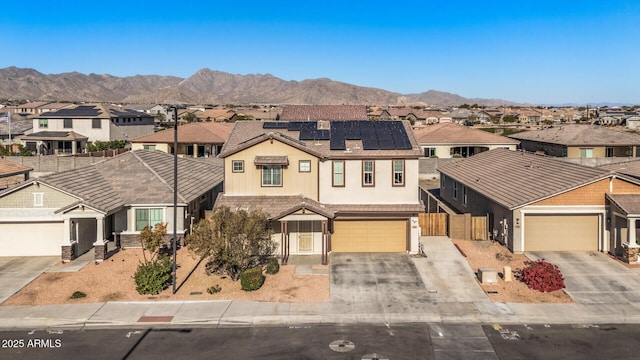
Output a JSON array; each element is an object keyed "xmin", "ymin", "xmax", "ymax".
[{"xmin": 129, "ymin": 151, "xmax": 188, "ymax": 203}]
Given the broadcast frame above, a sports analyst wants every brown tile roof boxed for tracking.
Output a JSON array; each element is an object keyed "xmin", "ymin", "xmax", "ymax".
[
  {"xmin": 412, "ymin": 123, "xmax": 520, "ymax": 145},
  {"xmin": 386, "ymin": 108, "xmax": 413, "ymax": 117},
  {"xmin": 195, "ymin": 109, "xmax": 235, "ymax": 121},
  {"xmin": 131, "ymin": 122, "xmax": 233, "ymax": 144},
  {"xmin": 21, "ymin": 131, "xmax": 88, "ymax": 141},
  {"xmin": 281, "ymin": 105, "xmax": 368, "ymax": 121},
  {"xmin": 219, "ymin": 120, "xmax": 422, "ymax": 160},
  {"xmin": 438, "ymin": 148, "xmax": 617, "ymax": 210},
  {"xmin": 509, "ymin": 125, "xmax": 640, "ymax": 146},
  {"xmin": 4, "ymin": 150, "xmax": 223, "ymax": 213},
  {"xmin": 606, "ymin": 193, "xmax": 640, "ymax": 215},
  {"xmin": 215, "ymin": 195, "xmax": 335, "ymax": 219},
  {"xmin": 599, "ymin": 160, "xmax": 640, "ymax": 178},
  {"xmin": 253, "ymin": 156, "xmax": 289, "ymax": 166},
  {"xmin": 0, "ymin": 158, "xmax": 32, "ymax": 177}
]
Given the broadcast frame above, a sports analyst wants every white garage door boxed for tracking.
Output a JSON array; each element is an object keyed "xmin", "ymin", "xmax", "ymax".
[
  {"xmin": 0, "ymin": 222, "xmax": 63, "ymax": 256},
  {"xmin": 524, "ymin": 214, "xmax": 599, "ymax": 251},
  {"xmin": 331, "ymin": 220, "xmax": 407, "ymax": 252}
]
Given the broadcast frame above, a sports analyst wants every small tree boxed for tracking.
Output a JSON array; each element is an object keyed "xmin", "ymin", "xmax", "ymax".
[
  {"xmin": 186, "ymin": 206, "xmax": 275, "ymax": 281},
  {"xmin": 133, "ymin": 223, "xmax": 172, "ymax": 295}
]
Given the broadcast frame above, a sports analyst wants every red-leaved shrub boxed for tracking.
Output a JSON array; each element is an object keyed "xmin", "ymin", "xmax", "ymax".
[{"xmin": 515, "ymin": 259, "xmax": 565, "ymax": 292}]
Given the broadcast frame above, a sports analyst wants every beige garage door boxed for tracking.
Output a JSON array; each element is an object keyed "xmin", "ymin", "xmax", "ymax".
[
  {"xmin": 0, "ymin": 222, "xmax": 63, "ymax": 256},
  {"xmin": 524, "ymin": 214, "xmax": 599, "ymax": 251},
  {"xmin": 331, "ymin": 220, "xmax": 406, "ymax": 252}
]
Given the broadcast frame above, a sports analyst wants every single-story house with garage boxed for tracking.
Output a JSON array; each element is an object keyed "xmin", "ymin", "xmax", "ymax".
[
  {"xmin": 0, "ymin": 150, "xmax": 223, "ymax": 260},
  {"xmin": 438, "ymin": 148, "xmax": 640, "ymax": 263}
]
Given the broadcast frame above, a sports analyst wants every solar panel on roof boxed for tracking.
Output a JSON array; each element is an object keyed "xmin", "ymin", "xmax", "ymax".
[
  {"xmin": 375, "ymin": 122, "xmax": 396, "ymax": 150},
  {"xmin": 359, "ymin": 122, "xmax": 379, "ymax": 150},
  {"xmin": 345, "ymin": 121, "xmax": 361, "ymax": 139},
  {"xmin": 287, "ymin": 122, "xmax": 305, "ymax": 131},
  {"xmin": 390, "ymin": 121, "xmax": 413, "ymax": 149},
  {"xmin": 262, "ymin": 122, "xmax": 289, "ymax": 129}
]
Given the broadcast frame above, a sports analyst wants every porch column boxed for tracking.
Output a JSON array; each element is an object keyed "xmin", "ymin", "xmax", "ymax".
[
  {"xmin": 193, "ymin": 144, "xmax": 197, "ymax": 158},
  {"xmin": 321, "ymin": 220, "xmax": 328, "ymax": 265},
  {"xmin": 282, "ymin": 221, "xmax": 289, "ymax": 264},
  {"xmin": 71, "ymin": 141, "xmax": 77, "ymax": 155},
  {"xmin": 93, "ymin": 216, "xmax": 108, "ymax": 261},
  {"xmin": 61, "ymin": 218, "xmax": 74, "ymax": 261},
  {"xmin": 628, "ymin": 218, "xmax": 638, "ymax": 247}
]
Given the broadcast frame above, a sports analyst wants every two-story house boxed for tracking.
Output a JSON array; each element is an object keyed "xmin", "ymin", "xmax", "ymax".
[
  {"xmin": 25, "ymin": 104, "xmax": 155, "ymax": 155},
  {"xmin": 215, "ymin": 120, "xmax": 424, "ymax": 264}
]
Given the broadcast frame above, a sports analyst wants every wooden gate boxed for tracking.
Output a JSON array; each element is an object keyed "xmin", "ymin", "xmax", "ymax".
[
  {"xmin": 418, "ymin": 213, "xmax": 448, "ymax": 236},
  {"xmin": 472, "ymin": 216, "xmax": 488, "ymax": 241}
]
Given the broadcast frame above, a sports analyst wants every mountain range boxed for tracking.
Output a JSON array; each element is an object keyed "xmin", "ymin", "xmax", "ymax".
[{"xmin": 0, "ymin": 67, "xmax": 518, "ymax": 106}]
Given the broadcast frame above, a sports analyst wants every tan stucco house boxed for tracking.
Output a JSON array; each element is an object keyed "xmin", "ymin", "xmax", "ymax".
[
  {"xmin": 131, "ymin": 121, "xmax": 233, "ymax": 158},
  {"xmin": 413, "ymin": 123, "xmax": 519, "ymax": 158},
  {"xmin": 216, "ymin": 120, "xmax": 424, "ymax": 264},
  {"xmin": 438, "ymin": 148, "xmax": 640, "ymax": 263},
  {"xmin": 0, "ymin": 150, "xmax": 222, "ymax": 260}
]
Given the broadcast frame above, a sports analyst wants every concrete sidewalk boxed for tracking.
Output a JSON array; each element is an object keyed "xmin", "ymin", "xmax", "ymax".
[{"xmin": 2, "ymin": 299, "xmax": 640, "ymax": 330}]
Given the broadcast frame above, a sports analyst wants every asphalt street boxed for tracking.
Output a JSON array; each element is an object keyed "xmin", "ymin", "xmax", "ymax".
[{"xmin": 1, "ymin": 323, "xmax": 637, "ymax": 360}]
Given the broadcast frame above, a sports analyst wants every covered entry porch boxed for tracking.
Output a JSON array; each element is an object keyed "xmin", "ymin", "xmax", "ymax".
[{"xmin": 606, "ymin": 194, "xmax": 640, "ymax": 264}]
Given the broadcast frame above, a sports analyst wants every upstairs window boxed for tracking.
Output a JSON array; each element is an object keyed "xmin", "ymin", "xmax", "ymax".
[
  {"xmin": 332, "ymin": 160, "xmax": 345, "ymax": 187},
  {"xmin": 299, "ymin": 160, "xmax": 311, "ymax": 173},
  {"xmin": 92, "ymin": 118, "xmax": 101, "ymax": 129},
  {"xmin": 392, "ymin": 160, "xmax": 405, "ymax": 186},
  {"xmin": 424, "ymin": 147, "xmax": 436, "ymax": 158},
  {"xmin": 262, "ymin": 165, "xmax": 282, "ymax": 186},
  {"xmin": 39, "ymin": 119, "xmax": 48, "ymax": 129},
  {"xmin": 362, "ymin": 160, "xmax": 374, "ymax": 186},
  {"xmin": 580, "ymin": 148, "xmax": 594, "ymax": 158},
  {"xmin": 232, "ymin": 160, "xmax": 244, "ymax": 173},
  {"xmin": 33, "ymin": 192, "xmax": 44, "ymax": 206},
  {"xmin": 143, "ymin": 145, "xmax": 156, "ymax": 151},
  {"xmin": 63, "ymin": 118, "xmax": 73, "ymax": 128}
]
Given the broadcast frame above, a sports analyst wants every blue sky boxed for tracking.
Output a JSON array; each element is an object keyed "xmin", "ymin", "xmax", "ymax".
[{"xmin": 2, "ymin": 1, "xmax": 639, "ymax": 105}]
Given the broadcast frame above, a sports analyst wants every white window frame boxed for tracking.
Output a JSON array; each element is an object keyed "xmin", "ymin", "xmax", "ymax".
[
  {"xmin": 33, "ymin": 192, "xmax": 44, "ymax": 207},
  {"xmin": 392, "ymin": 159, "xmax": 405, "ymax": 186},
  {"xmin": 362, "ymin": 160, "xmax": 374, "ymax": 187},
  {"xmin": 135, "ymin": 208, "xmax": 164, "ymax": 232},
  {"xmin": 332, "ymin": 160, "xmax": 345, "ymax": 187},
  {"xmin": 232, "ymin": 160, "xmax": 244, "ymax": 173},
  {"xmin": 299, "ymin": 160, "xmax": 311, "ymax": 173},
  {"xmin": 262, "ymin": 165, "xmax": 282, "ymax": 187}
]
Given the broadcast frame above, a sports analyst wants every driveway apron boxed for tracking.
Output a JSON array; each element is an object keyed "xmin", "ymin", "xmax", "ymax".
[
  {"xmin": 330, "ymin": 253, "xmax": 428, "ymax": 304},
  {"xmin": 0, "ymin": 256, "xmax": 60, "ymax": 303},
  {"xmin": 526, "ymin": 251, "xmax": 640, "ymax": 304}
]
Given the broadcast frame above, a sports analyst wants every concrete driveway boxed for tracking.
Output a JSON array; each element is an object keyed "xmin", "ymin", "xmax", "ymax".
[
  {"xmin": 526, "ymin": 251, "xmax": 640, "ymax": 304},
  {"xmin": 0, "ymin": 256, "xmax": 59, "ymax": 303},
  {"xmin": 330, "ymin": 253, "xmax": 427, "ymax": 304}
]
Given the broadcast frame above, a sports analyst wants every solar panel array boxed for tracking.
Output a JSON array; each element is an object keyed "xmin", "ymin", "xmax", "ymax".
[
  {"xmin": 262, "ymin": 120, "xmax": 413, "ymax": 151},
  {"xmin": 42, "ymin": 106, "xmax": 100, "ymax": 117}
]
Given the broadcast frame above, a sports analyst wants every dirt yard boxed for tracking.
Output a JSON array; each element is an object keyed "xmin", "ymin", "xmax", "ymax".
[
  {"xmin": 3, "ymin": 247, "xmax": 329, "ymax": 306},
  {"xmin": 452, "ymin": 239, "xmax": 573, "ymax": 303}
]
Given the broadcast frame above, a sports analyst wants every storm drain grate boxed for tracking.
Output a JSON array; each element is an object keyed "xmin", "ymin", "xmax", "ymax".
[{"xmin": 329, "ymin": 339, "xmax": 355, "ymax": 353}]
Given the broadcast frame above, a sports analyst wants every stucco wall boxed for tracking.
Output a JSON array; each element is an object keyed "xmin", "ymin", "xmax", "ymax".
[
  {"xmin": 224, "ymin": 139, "xmax": 319, "ymax": 199},
  {"xmin": 319, "ymin": 159, "xmax": 419, "ymax": 204}
]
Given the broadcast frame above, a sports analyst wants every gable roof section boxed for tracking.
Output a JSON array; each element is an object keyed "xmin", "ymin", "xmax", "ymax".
[
  {"xmin": 131, "ymin": 122, "xmax": 233, "ymax": 144},
  {"xmin": 281, "ymin": 105, "xmax": 368, "ymax": 121},
  {"xmin": 219, "ymin": 120, "xmax": 422, "ymax": 159},
  {"xmin": 509, "ymin": 125, "xmax": 640, "ymax": 146},
  {"xmin": 599, "ymin": 159, "xmax": 640, "ymax": 179},
  {"xmin": 215, "ymin": 194, "xmax": 335, "ymax": 220},
  {"xmin": 438, "ymin": 148, "xmax": 616, "ymax": 210},
  {"xmin": 413, "ymin": 123, "xmax": 520, "ymax": 145},
  {"xmin": 4, "ymin": 150, "xmax": 224, "ymax": 214},
  {"xmin": 606, "ymin": 193, "xmax": 640, "ymax": 216},
  {"xmin": 0, "ymin": 159, "xmax": 32, "ymax": 177}
]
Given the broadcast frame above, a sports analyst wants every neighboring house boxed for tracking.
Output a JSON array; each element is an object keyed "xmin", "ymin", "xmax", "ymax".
[
  {"xmin": 37, "ymin": 103, "xmax": 74, "ymax": 114},
  {"xmin": 27, "ymin": 104, "xmax": 155, "ymax": 155},
  {"xmin": 509, "ymin": 125, "xmax": 640, "ymax": 158},
  {"xmin": 413, "ymin": 123, "xmax": 519, "ymax": 158},
  {"xmin": 438, "ymin": 148, "xmax": 640, "ymax": 263},
  {"xmin": 379, "ymin": 108, "xmax": 413, "ymax": 121},
  {"xmin": 0, "ymin": 116, "xmax": 33, "ymax": 144},
  {"xmin": 131, "ymin": 122, "xmax": 234, "ymax": 158},
  {"xmin": 11, "ymin": 102, "xmax": 50, "ymax": 115},
  {"xmin": 0, "ymin": 159, "xmax": 31, "ymax": 190},
  {"xmin": 280, "ymin": 105, "xmax": 368, "ymax": 121},
  {"xmin": 195, "ymin": 109, "xmax": 236, "ymax": 122},
  {"xmin": 216, "ymin": 120, "xmax": 424, "ymax": 263},
  {"xmin": 0, "ymin": 150, "xmax": 223, "ymax": 259}
]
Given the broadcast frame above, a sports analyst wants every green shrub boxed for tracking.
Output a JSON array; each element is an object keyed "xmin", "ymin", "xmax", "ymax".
[
  {"xmin": 206, "ymin": 284, "xmax": 222, "ymax": 294},
  {"xmin": 265, "ymin": 257, "xmax": 280, "ymax": 275},
  {"xmin": 240, "ymin": 266, "xmax": 265, "ymax": 291},
  {"xmin": 133, "ymin": 255, "xmax": 172, "ymax": 295},
  {"xmin": 70, "ymin": 291, "xmax": 86, "ymax": 299}
]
